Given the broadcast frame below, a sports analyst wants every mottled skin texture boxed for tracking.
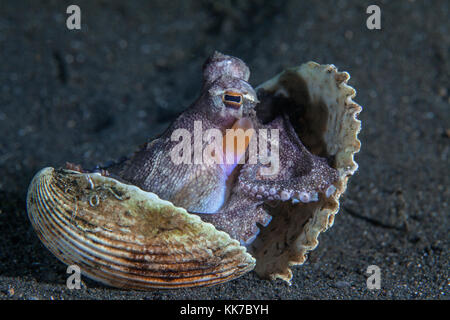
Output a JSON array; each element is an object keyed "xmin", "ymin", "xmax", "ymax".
[
  {"xmin": 199, "ymin": 115, "xmax": 338, "ymax": 244},
  {"xmin": 88, "ymin": 52, "xmax": 338, "ymax": 245},
  {"xmin": 108, "ymin": 52, "xmax": 259, "ymax": 215}
]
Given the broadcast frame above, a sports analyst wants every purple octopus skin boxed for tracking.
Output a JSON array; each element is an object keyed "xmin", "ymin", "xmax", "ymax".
[{"xmin": 83, "ymin": 51, "xmax": 339, "ymax": 245}]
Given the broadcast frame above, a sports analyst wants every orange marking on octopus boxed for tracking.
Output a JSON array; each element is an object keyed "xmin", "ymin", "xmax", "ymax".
[{"xmin": 223, "ymin": 118, "xmax": 254, "ymax": 175}]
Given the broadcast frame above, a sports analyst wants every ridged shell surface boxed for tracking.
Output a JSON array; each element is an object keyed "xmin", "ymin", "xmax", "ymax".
[{"xmin": 27, "ymin": 167, "xmax": 255, "ymax": 289}]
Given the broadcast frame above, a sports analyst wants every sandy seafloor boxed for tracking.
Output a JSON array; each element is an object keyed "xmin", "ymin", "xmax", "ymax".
[{"xmin": 0, "ymin": 0, "xmax": 448, "ymax": 300}]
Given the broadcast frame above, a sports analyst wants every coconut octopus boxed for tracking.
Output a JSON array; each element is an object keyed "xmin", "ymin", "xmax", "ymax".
[{"xmin": 27, "ymin": 52, "xmax": 361, "ymax": 288}]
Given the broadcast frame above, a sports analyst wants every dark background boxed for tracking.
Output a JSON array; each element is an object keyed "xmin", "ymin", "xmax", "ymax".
[{"xmin": 0, "ymin": 0, "xmax": 448, "ymax": 299}]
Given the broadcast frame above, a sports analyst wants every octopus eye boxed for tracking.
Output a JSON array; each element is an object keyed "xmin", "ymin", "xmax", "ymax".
[{"xmin": 222, "ymin": 91, "xmax": 243, "ymax": 108}]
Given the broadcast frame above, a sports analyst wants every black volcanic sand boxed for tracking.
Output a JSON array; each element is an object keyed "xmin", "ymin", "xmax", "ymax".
[{"xmin": 0, "ymin": 0, "xmax": 448, "ymax": 300}]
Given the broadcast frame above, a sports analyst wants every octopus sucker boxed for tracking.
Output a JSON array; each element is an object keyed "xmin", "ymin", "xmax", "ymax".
[
  {"xmin": 27, "ymin": 52, "xmax": 361, "ymax": 289},
  {"xmin": 249, "ymin": 62, "xmax": 361, "ymax": 281}
]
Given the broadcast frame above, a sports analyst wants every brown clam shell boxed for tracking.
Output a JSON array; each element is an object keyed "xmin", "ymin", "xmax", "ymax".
[
  {"xmin": 251, "ymin": 62, "xmax": 361, "ymax": 283},
  {"xmin": 27, "ymin": 167, "xmax": 255, "ymax": 289},
  {"xmin": 26, "ymin": 62, "xmax": 361, "ymax": 288}
]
